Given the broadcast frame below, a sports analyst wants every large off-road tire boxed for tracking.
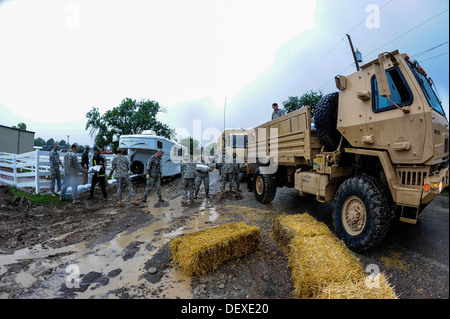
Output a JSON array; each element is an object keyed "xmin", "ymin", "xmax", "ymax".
[
  {"xmin": 315, "ymin": 92, "xmax": 340, "ymax": 151},
  {"xmin": 333, "ymin": 175, "xmax": 395, "ymax": 252},
  {"xmin": 253, "ymin": 168, "xmax": 276, "ymax": 203}
]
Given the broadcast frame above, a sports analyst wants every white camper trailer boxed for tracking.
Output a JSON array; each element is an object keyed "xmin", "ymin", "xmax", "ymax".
[{"xmin": 118, "ymin": 130, "xmax": 187, "ymax": 177}]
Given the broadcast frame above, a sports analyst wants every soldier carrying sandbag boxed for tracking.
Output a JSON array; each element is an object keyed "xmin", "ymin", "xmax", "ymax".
[{"xmin": 108, "ymin": 149, "xmax": 139, "ymax": 207}]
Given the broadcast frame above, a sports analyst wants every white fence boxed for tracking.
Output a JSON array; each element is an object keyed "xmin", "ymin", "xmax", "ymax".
[{"xmin": 0, "ymin": 150, "xmax": 114, "ymax": 194}]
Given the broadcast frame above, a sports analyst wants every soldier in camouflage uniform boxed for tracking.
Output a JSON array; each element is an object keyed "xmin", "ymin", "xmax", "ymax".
[
  {"xmin": 108, "ymin": 149, "xmax": 139, "ymax": 207},
  {"xmin": 60, "ymin": 144, "xmax": 87, "ymax": 203},
  {"xmin": 231, "ymin": 152, "xmax": 242, "ymax": 192},
  {"xmin": 143, "ymin": 150, "xmax": 164, "ymax": 203},
  {"xmin": 194, "ymin": 158, "xmax": 214, "ymax": 199},
  {"xmin": 220, "ymin": 152, "xmax": 234, "ymax": 195},
  {"xmin": 49, "ymin": 143, "xmax": 64, "ymax": 196},
  {"xmin": 181, "ymin": 155, "xmax": 196, "ymax": 204},
  {"xmin": 271, "ymin": 103, "xmax": 286, "ymax": 120}
]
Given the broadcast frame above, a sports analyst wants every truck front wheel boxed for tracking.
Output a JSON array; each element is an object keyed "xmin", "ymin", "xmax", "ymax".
[
  {"xmin": 253, "ymin": 169, "xmax": 276, "ymax": 203},
  {"xmin": 333, "ymin": 175, "xmax": 395, "ymax": 252}
]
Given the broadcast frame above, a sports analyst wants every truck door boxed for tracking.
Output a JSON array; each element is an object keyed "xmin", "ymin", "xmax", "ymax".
[{"xmin": 367, "ymin": 63, "xmax": 426, "ymax": 164}]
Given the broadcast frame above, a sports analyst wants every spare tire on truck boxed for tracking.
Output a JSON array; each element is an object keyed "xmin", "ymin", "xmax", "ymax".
[{"xmin": 314, "ymin": 92, "xmax": 340, "ymax": 151}]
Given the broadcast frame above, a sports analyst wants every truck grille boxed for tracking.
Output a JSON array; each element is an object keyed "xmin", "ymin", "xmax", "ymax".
[
  {"xmin": 396, "ymin": 167, "xmax": 428, "ymax": 187},
  {"xmin": 445, "ymin": 136, "xmax": 449, "ymax": 155}
]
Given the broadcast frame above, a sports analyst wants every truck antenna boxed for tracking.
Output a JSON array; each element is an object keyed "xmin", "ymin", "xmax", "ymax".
[{"xmin": 346, "ymin": 34, "xmax": 361, "ymax": 71}]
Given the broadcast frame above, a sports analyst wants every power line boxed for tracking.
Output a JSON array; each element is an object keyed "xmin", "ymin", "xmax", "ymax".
[
  {"xmin": 285, "ymin": 37, "xmax": 345, "ymax": 97},
  {"xmin": 419, "ymin": 52, "xmax": 449, "ymax": 63},
  {"xmin": 282, "ymin": 6, "xmax": 449, "ymax": 101},
  {"xmin": 283, "ymin": 0, "xmax": 394, "ymax": 99},
  {"xmin": 346, "ymin": 0, "xmax": 394, "ymax": 35},
  {"xmin": 363, "ymin": 9, "xmax": 449, "ymax": 60},
  {"xmin": 316, "ymin": 41, "xmax": 449, "ymax": 92},
  {"xmin": 411, "ymin": 41, "xmax": 449, "ymax": 59}
]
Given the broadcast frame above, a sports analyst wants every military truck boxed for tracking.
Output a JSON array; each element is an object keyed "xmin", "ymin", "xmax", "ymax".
[
  {"xmin": 246, "ymin": 50, "xmax": 449, "ymax": 252},
  {"xmin": 216, "ymin": 129, "xmax": 248, "ymax": 173}
]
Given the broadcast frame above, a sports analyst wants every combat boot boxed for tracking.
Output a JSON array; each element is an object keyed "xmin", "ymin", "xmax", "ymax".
[
  {"xmin": 142, "ymin": 196, "xmax": 147, "ymax": 203},
  {"xmin": 50, "ymin": 192, "xmax": 56, "ymax": 197},
  {"xmin": 72, "ymin": 199, "xmax": 80, "ymax": 204},
  {"xmin": 159, "ymin": 196, "xmax": 164, "ymax": 202},
  {"xmin": 131, "ymin": 198, "xmax": 140, "ymax": 205},
  {"xmin": 117, "ymin": 200, "xmax": 122, "ymax": 207}
]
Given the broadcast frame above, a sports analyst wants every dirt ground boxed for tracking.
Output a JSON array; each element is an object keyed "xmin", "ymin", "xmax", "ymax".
[{"xmin": 0, "ymin": 172, "xmax": 448, "ymax": 299}]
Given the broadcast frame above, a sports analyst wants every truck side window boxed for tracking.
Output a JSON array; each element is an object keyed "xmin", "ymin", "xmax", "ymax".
[
  {"xmin": 157, "ymin": 141, "xmax": 163, "ymax": 149},
  {"xmin": 371, "ymin": 67, "xmax": 413, "ymax": 112}
]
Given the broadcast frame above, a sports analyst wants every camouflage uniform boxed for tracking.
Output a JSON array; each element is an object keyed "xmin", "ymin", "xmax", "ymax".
[
  {"xmin": 110, "ymin": 154, "xmax": 136, "ymax": 200},
  {"xmin": 144, "ymin": 153, "xmax": 162, "ymax": 198},
  {"xmin": 49, "ymin": 148, "xmax": 63, "ymax": 192},
  {"xmin": 60, "ymin": 149, "xmax": 85, "ymax": 200},
  {"xmin": 181, "ymin": 158, "xmax": 196, "ymax": 202},
  {"xmin": 194, "ymin": 162, "xmax": 214, "ymax": 198},
  {"xmin": 220, "ymin": 154, "xmax": 234, "ymax": 193},
  {"xmin": 232, "ymin": 155, "xmax": 242, "ymax": 191},
  {"xmin": 271, "ymin": 108, "xmax": 286, "ymax": 120}
]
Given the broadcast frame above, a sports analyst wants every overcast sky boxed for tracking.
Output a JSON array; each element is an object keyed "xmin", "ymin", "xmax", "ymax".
[{"xmin": 0, "ymin": 0, "xmax": 448, "ymax": 148}]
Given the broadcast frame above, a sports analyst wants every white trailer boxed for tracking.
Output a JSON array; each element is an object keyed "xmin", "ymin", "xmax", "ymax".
[{"xmin": 118, "ymin": 130, "xmax": 187, "ymax": 177}]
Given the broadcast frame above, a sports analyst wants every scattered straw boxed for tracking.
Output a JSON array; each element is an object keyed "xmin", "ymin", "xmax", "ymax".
[
  {"xmin": 272, "ymin": 213, "xmax": 398, "ymax": 299},
  {"xmin": 171, "ymin": 222, "xmax": 261, "ymax": 276},
  {"xmin": 314, "ymin": 273, "xmax": 398, "ymax": 299}
]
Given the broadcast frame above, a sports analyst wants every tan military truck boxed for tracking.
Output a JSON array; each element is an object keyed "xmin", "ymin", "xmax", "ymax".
[
  {"xmin": 246, "ymin": 50, "xmax": 449, "ymax": 252},
  {"xmin": 216, "ymin": 129, "xmax": 248, "ymax": 173}
]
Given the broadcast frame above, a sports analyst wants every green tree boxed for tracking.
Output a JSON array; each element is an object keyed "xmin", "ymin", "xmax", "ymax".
[
  {"xmin": 179, "ymin": 136, "xmax": 201, "ymax": 158},
  {"xmin": 34, "ymin": 137, "xmax": 45, "ymax": 147},
  {"xmin": 76, "ymin": 145, "xmax": 85, "ymax": 153},
  {"xmin": 46, "ymin": 138, "xmax": 55, "ymax": 147},
  {"xmin": 85, "ymin": 98, "xmax": 172, "ymax": 152},
  {"xmin": 12, "ymin": 122, "xmax": 27, "ymax": 130},
  {"xmin": 282, "ymin": 90, "xmax": 323, "ymax": 119}
]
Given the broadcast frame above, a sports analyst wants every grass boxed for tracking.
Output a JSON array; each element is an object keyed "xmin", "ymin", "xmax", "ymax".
[
  {"xmin": 440, "ymin": 186, "xmax": 449, "ymax": 197},
  {"xmin": 9, "ymin": 186, "xmax": 64, "ymax": 205}
]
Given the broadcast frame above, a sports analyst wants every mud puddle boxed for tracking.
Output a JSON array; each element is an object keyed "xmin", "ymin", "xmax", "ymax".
[{"xmin": 0, "ymin": 191, "xmax": 221, "ymax": 299}]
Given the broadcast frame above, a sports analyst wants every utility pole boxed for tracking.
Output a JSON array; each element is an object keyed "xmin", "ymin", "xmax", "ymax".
[
  {"xmin": 223, "ymin": 97, "xmax": 227, "ymax": 133},
  {"xmin": 223, "ymin": 97, "xmax": 227, "ymax": 152},
  {"xmin": 67, "ymin": 135, "xmax": 70, "ymax": 152},
  {"xmin": 346, "ymin": 34, "xmax": 360, "ymax": 71}
]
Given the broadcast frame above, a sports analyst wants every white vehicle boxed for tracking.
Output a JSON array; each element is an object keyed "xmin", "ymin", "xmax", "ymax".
[{"xmin": 118, "ymin": 130, "xmax": 187, "ymax": 177}]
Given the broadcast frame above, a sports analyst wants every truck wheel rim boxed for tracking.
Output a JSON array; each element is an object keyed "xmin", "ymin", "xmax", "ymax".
[
  {"xmin": 342, "ymin": 195, "xmax": 366, "ymax": 236},
  {"xmin": 255, "ymin": 175, "xmax": 264, "ymax": 195}
]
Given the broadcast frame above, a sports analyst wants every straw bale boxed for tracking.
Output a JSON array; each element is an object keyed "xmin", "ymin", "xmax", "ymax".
[
  {"xmin": 288, "ymin": 235, "xmax": 366, "ymax": 299},
  {"xmin": 272, "ymin": 214, "xmax": 332, "ymax": 251},
  {"xmin": 315, "ymin": 273, "xmax": 398, "ymax": 299},
  {"xmin": 171, "ymin": 222, "xmax": 261, "ymax": 276}
]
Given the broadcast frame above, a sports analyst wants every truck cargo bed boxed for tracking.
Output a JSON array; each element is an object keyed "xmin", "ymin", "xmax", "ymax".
[{"xmin": 247, "ymin": 106, "xmax": 322, "ymax": 169}]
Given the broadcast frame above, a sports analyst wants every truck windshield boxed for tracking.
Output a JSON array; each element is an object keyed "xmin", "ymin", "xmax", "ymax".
[
  {"xmin": 407, "ymin": 60, "xmax": 446, "ymax": 116},
  {"xmin": 233, "ymin": 135, "xmax": 248, "ymax": 149}
]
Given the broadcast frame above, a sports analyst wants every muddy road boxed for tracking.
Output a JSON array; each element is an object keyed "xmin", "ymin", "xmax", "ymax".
[{"xmin": 0, "ymin": 172, "xmax": 448, "ymax": 299}]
